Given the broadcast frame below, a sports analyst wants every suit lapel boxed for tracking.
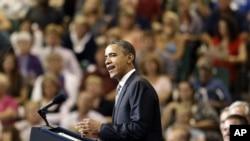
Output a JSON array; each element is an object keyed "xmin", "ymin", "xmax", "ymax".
[{"xmin": 113, "ymin": 72, "xmax": 137, "ymax": 123}]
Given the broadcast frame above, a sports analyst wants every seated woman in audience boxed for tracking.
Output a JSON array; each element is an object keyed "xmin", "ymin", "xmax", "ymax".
[
  {"xmin": 0, "ymin": 51, "xmax": 28, "ymax": 105},
  {"xmin": 0, "ymin": 125, "xmax": 22, "ymax": 141},
  {"xmin": 10, "ymin": 18, "xmax": 43, "ymax": 55},
  {"xmin": 15, "ymin": 101, "xmax": 43, "ymax": 141},
  {"xmin": 60, "ymin": 91, "xmax": 106, "ymax": 131},
  {"xmin": 39, "ymin": 73, "xmax": 67, "ymax": 124},
  {"xmin": 0, "ymin": 73, "xmax": 18, "ymax": 127},
  {"xmin": 31, "ymin": 52, "xmax": 79, "ymax": 115},
  {"xmin": 15, "ymin": 31, "xmax": 44, "ymax": 92},
  {"xmin": 83, "ymin": 75, "xmax": 114, "ymax": 122},
  {"xmin": 161, "ymin": 81, "xmax": 221, "ymax": 141},
  {"xmin": 139, "ymin": 53, "xmax": 172, "ymax": 107}
]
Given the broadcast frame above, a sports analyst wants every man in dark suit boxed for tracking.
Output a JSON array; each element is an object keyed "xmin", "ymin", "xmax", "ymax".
[{"xmin": 76, "ymin": 40, "xmax": 163, "ymax": 141}]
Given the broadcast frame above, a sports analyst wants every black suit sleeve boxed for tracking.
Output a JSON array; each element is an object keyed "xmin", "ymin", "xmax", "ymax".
[{"xmin": 99, "ymin": 79, "xmax": 161, "ymax": 141}]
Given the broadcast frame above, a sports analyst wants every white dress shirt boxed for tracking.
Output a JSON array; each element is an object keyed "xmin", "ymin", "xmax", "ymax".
[{"xmin": 115, "ymin": 69, "xmax": 136, "ymax": 105}]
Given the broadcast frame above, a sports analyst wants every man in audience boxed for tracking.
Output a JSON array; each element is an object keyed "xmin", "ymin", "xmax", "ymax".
[
  {"xmin": 222, "ymin": 114, "xmax": 248, "ymax": 141},
  {"xmin": 191, "ymin": 57, "xmax": 231, "ymax": 112}
]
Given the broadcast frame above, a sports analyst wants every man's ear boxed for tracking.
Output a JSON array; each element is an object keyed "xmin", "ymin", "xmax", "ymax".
[{"xmin": 127, "ymin": 53, "xmax": 134, "ymax": 64}]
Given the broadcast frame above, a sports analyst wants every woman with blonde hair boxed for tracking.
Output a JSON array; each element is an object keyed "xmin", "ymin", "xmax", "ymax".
[{"xmin": 155, "ymin": 11, "xmax": 185, "ymax": 62}]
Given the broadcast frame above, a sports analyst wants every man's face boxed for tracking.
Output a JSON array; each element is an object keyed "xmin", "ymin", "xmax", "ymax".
[
  {"xmin": 105, "ymin": 44, "xmax": 133, "ymax": 80},
  {"xmin": 223, "ymin": 119, "xmax": 241, "ymax": 141},
  {"xmin": 198, "ymin": 68, "xmax": 212, "ymax": 83}
]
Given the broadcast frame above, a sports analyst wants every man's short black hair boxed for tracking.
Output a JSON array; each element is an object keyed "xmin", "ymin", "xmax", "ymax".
[
  {"xmin": 109, "ymin": 40, "xmax": 136, "ymax": 65},
  {"xmin": 225, "ymin": 114, "xmax": 249, "ymax": 125}
]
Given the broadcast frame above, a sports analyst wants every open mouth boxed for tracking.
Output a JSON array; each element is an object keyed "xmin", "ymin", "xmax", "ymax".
[{"xmin": 106, "ymin": 66, "xmax": 115, "ymax": 72}]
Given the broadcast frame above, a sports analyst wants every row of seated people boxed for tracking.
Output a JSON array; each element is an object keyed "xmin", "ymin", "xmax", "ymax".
[{"xmin": 0, "ymin": 73, "xmax": 248, "ymax": 141}]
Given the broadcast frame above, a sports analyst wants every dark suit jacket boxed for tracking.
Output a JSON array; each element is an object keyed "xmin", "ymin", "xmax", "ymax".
[{"xmin": 100, "ymin": 72, "xmax": 163, "ymax": 141}]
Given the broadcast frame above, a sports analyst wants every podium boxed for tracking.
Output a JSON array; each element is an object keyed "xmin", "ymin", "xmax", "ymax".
[{"xmin": 30, "ymin": 125, "xmax": 95, "ymax": 141}]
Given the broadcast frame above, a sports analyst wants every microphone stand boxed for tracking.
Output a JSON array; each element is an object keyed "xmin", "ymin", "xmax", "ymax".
[{"xmin": 38, "ymin": 109, "xmax": 50, "ymax": 127}]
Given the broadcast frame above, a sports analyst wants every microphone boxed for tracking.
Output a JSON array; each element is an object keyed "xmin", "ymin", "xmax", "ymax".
[{"xmin": 38, "ymin": 94, "xmax": 67, "ymax": 126}]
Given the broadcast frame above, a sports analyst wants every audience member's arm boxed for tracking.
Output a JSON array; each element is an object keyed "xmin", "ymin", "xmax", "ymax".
[
  {"xmin": 191, "ymin": 119, "xmax": 217, "ymax": 130},
  {"xmin": 227, "ymin": 41, "xmax": 247, "ymax": 63},
  {"xmin": 0, "ymin": 108, "xmax": 17, "ymax": 121},
  {"xmin": 173, "ymin": 36, "xmax": 185, "ymax": 61},
  {"xmin": 161, "ymin": 102, "xmax": 177, "ymax": 130},
  {"xmin": 0, "ymin": 12, "xmax": 11, "ymax": 31}
]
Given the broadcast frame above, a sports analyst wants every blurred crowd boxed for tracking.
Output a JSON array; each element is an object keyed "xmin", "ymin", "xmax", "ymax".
[{"xmin": 0, "ymin": 0, "xmax": 250, "ymax": 141}]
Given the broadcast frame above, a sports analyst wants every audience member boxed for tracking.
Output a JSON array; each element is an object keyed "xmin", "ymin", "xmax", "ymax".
[
  {"xmin": 139, "ymin": 53, "xmax": 172, "ymax": 107},
  {"xmin": 39, "ymin": 24, "xmax": 82, "ymax": 80},
  {"xmin": 81, "ymin": 0, "xmax": 109, "ymax": 36},
  {"xmin": 39, "ymin": 73, "xmax": 67, "ymax": 124},
  {"xmin": 10, "ymin": 19, "xmax": 44, "ymax": 55},
  {"xmin": 107, "ymin": 7, "xmax": 143, "ymax": 53},
  {"xmin": 15, "ymin": 101, "xmax": 43, "ymax": 141},
  {"xmin": 191, "ymin": 57, "xmax": 231, "ymax": 112},
  {"xmin": 228, "ymin": 101, "xmax": 250, "ymax": 123},
  {"xmin": 31, "ymin": 52, "xmax": 79, "ymax": 114},
  {"xmin": 205, "ymin": 15, "xmax": 247, "ymax": 97},
  {"xmin": 60, "ymin": 91, "xmax": 106, "ymax": 132},
  {"xmin": 0, "ymin": 73, "xmax": 18, "ymax": 127},
  {"xmin": 136, "ymin": 0, "xmax": 162, "ymax": 23},
  {"xmin": 219, "ymin": 107, "xmax": 229, "ymax": 138},
  {"xmin": 155, "ymin": 10, "xmax": 185, "ymax": 63},
  {"xmin": 0, "ymin": 11, "xmax": 11, "ymax": 33},
  {"xmin": 161, "ymin": 81, "xmax": 221, "ymax": 141},
  {"xmin": 15, "ymin": 31, "xmax": 44, "ymax": 90},
  {"xmin": 201, "ymin": 0, "xmax": 249, "ymax": 46},
  {"xmin": 0, "ymin": 125, "xmax": 22, "ymax": 141},
  {"xmin": 165, "ymin": 125, "xmax": 191, "ymax": 141},
  {"xmin": 136, "ymin": 30, "xmax": 176, "ymax": 79},
  {"xmin": 63, "ymin": 15, "xmax": 98, "ymax": 70},
  {"xmin": 165, "ymin": 105, "xmax": 206, "ymax": 141},
  {"xmin": 0, "ymin": 52, "xmax": 28, "ymax": 105},
  {"xmin": 178, "ymin": 0, "xmax": 203, "ymax": 42},
  {"xmin": 83, "ymin": 75, "xmax": 114, "ymax": 119},
  {"xmin": 222, "ymin": 114, "xmax": 248, "ymax": 141},
  {"xmin": 25, "ymin": 0, "xmax": 63, "ymax": 30}
]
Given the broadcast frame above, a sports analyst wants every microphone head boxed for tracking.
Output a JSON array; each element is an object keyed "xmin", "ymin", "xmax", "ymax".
[{"xmin": 53, "ymin": 94, "xmax": 67, "ymax": 104}]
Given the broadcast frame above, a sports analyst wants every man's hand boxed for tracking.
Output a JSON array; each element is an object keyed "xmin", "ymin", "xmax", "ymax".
[{"xmin": 76, "ymin": 119, "xmax": 102, "ymax": 138}]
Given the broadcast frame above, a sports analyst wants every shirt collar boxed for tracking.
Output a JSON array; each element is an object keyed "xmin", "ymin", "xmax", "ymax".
[{"xmin": 119, "ymin": 69, "xmax": 136, "ymax": 87}]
